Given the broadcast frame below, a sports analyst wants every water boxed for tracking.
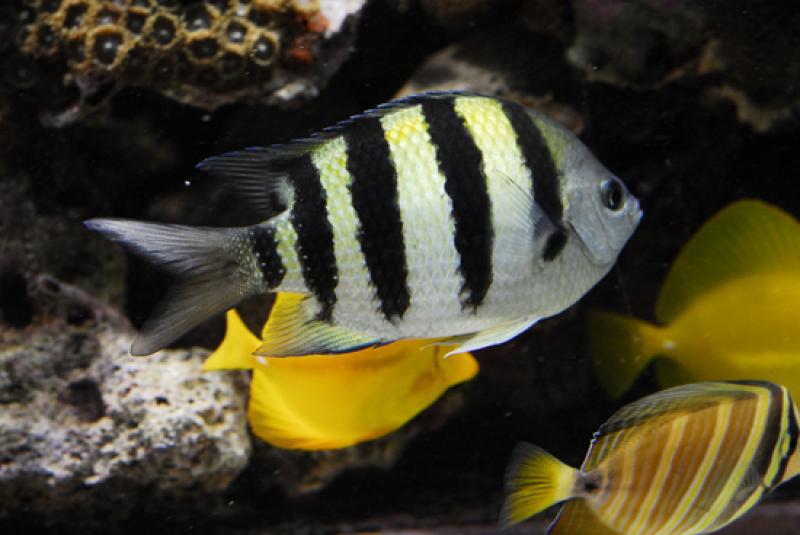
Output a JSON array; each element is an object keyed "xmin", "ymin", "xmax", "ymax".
[{"xmin": 2, "ymin": 0, "xmax": 800, "ymax": 533}]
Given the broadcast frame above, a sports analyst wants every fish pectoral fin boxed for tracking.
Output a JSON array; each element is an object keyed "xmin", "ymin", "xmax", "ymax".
[
  {"xmin": 546, "ymin": 500, "xmax": 621, "ymax": 535},
  {"xmin": 255, "ymin": 292, "xmax": 386, "ymax": 357},
  {"xmin": 203, "ymin": 310, "xmax": 259, "ymax": 371},
  {"xmin": 442, "ymin": 317, "xmax": 540, "ymax": 356},
  {"xmin": 656, "ymin": 199, "xmax": 800, "ymax": 322}
]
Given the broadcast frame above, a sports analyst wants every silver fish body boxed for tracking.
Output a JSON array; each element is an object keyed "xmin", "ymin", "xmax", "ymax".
[{"xmin": 86, "ymin": 91, "xmax": 642, "ymax": 356}]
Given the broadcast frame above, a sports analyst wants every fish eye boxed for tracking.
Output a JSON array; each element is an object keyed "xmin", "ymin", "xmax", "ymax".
[{"xmin": 601, "ymin": 178, "xmax": 625, "ymax": 212}]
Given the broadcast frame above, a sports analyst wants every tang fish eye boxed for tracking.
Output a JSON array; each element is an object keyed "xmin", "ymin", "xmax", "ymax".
[{"xmin": 601, "ymin": 178, "xmax": 625, "ymax": 211}]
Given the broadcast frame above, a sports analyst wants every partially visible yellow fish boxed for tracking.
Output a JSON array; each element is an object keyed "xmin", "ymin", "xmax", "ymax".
[
  {"xmin": 204, "ymin": 295, "xmax": 479, "ymax": 450},
  {"xmin": 589, "ymin": 200, "xmax": 800, "ymax": 399},
  {"xmin": 501, "ymin": 381, "xmax": 800, "ymax": 534}
]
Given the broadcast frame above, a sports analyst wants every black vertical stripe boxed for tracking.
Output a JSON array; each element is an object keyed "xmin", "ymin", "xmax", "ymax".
[
  {"xmin": 344, "ymin": 118, "xmax": 411, "ymax": 321},
  {"xmin": 501, "ymin": 100, "xmax": 567, "ymax": 261},
  {"xmin": 250, "ymin": 225, "xmax": 286, "ymax": 288},
  {"xmin": 772, "ymin": 391, "xmax": 799, "ymax": 486},
  {"xmin": 288, "ymin": 154, "xmax": 337, "ymax": 321},
  {"xmin": 421, "ymin": 96, "xmax": 493, "ymax": 310},
  {"xmin": 750, "ymin": 383, "xmax": 785, "ymax": 485}
]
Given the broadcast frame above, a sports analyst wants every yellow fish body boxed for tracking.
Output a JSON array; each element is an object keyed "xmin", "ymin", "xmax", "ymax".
[
  {"xmin": 204, "ymin": 296, "xmax": 479, "ymax": 450},
  {"xmin": 501, "ymin": 381, "xmax": 800, "ymax": 534},
  {"xmin": 589, "ymin": 200, "xmax": 800, "ymax": 399}
]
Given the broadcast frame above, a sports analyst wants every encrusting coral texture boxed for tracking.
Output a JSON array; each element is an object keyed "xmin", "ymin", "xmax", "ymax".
[{"xmin": 1, "ymin": 0, "xmax": 365, "ymax": 126}]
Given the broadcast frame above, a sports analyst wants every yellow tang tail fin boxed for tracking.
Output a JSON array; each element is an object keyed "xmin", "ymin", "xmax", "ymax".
[
  {"xmin": 588, "ymin": 310, "xmax": 663, "ymax": 399},
  {"xmin": 203, "ymin": 310, "xmax": 260, "ymax": 371},
  {"xmin": 500, "ymin": 443, "xmax": 578, "ymax": 530}
]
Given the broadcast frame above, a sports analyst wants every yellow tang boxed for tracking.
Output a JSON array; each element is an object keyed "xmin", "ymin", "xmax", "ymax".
[
  {"xmin": 589, "ymin": 200, "xmax": 800, "ymax": 399},
  {"xmin": 501, "ymin": 381, "xmax": 800, "ymax": 534},
  {"xmin": 203, "ymin": 294, "xmax": 479, "ymax": 450}
]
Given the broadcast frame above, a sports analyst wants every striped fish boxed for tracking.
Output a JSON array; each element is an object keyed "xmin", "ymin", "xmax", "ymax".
[
  {"xmin": 501, "ymin": 381, "xmax": 800, "ymax": 535},
  {"xmin": 85, "ymin": 91, "xmax": 641, "ymax": 357}
]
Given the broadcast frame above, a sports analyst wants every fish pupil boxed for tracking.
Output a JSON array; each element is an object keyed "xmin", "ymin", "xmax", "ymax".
[
  {"xmin": 582, "ymin": 473, "xmax": 602, "ymax": 494},
  {"xmin": 602, "ymin": 178, "xmax": 624, "ymax": 211}
]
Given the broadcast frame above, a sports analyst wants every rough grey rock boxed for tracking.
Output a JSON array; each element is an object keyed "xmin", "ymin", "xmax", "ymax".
[{"xmin": 0, "ymin": 289, "xmax": 251, "ymax": 526}]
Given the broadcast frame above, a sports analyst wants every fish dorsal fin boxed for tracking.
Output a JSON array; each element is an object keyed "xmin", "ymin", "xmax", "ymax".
[
  {"xmin": 255, "ymin": 292, "xmax": 386, "ymax": 357},
  {"xmin": 547, "ymin": 500, "xmax": 621, "ymax": 535},
  {"xmin": 440, "ymin": 316, "xmax": 540, "ymax": 356},
  {"xmin": 656, "ymin": 200, "xmax": 800, "ymax": 322},
  {"xmin": 197, "ymin": 92, "xmax": 483, "ymax": 219},
  {"xmin": 596, "ymin": 382, "xmax": 750, "ymax": 439},
  {"xmin": 196, "ymin": 147, "xmax": 296, "ymax": 219},
  {"xmin": 202, "ymin": 310, "xmax": 259, "ymax": 371}
]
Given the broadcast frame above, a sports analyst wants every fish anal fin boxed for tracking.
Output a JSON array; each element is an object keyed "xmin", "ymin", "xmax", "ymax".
[
  {"xmin": 255, "ymin": 293, "xmax": 386, "ymax": 357},
  {"xmin": 656, "ymin": 200, "xmax": 800, "ymax": 322},
  {"xmin": 443, "ymin": 316, "xmax": 539, "ymax": 356},
  {"xmin": 547, "ymin": 500, "xmax": 621, "ymax": 535},
  {"xmin": 203, "ymin": 310, "xmax": 259, "ymax": 371}
]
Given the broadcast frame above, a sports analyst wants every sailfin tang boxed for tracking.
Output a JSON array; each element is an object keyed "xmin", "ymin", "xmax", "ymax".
[
  {"xmin": 500, "ymin": 442, "xmax": 578, "ymax": 530},
  {"xmin": 84, "ymin": 218, "xmax": 254, "ymax": 356},
  {"xmin": 255, "ymin": 293, "xmax": 386, "ymax": 357},
  {"xmin": 588, "ymin": 310, "xmax": 664, "ymax": 399},
  {"xmin": 656, "ymin": 199, "xmax": 800, "ymax": 322},
  {"xmin": 203, "ymin": 310, "xmax": 259, "ymax": 371},
  {"xmin": 547, "ymin": 500, "xmax": 621, "ymax": 535}
]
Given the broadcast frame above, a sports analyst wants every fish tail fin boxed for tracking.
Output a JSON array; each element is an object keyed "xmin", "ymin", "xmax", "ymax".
[
  {"xmin": 500, "ymin": 442, "xmax": 578, "ymax": 530},
  {"xmin": 203, "ymin": 310, "xmax": 260, "ymax": 371},
  {"xmin": 588, "ymin": 310, "xmax": 664, "ymax": 399},
  {"xmin": 85, "ymin": 218, "xmax": 260, "ymax": 356}
]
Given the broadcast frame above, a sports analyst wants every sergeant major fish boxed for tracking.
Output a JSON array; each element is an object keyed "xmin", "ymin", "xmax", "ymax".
[
  {"xmin": 85, "ymin": 91, "xmax": 642, "ymax": 357},
  {"xmin": 501, "ymin": 381, "xmax": 800, "ymax": 534}
]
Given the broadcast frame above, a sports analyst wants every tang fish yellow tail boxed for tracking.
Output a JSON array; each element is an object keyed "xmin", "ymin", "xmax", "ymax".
[
  {"xmin": 500, "ymin": 443, "xmax": 578, "ymax": 530},
  {"xmin": 589, "ymin": 310, "xmax": 664, "ymax": 399}
]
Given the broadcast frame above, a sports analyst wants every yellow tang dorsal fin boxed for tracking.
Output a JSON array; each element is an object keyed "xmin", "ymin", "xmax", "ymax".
[
  {"xmin": 547, "ymin": 499, "xmax": 621, "ymax": 535},
  {"xmin": 256, "ymin": 292, "xmax": 385, "ymax": 357},
  {"xmin": 202, "ymin": 310, "xmax": 259, "ymax": 371},
  {"xmin": 656, "ymin": 199, "xmax": 800, "ymax": 322}
]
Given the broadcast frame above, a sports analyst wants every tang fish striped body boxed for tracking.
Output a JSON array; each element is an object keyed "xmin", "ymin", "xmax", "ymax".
[
  {"xmin": 85, "ymin": 91, "xmax": 641, "ymax": 357},
  {"xmin": 501, "ymin": 381, "xmax": 800, "ymax": 534}
]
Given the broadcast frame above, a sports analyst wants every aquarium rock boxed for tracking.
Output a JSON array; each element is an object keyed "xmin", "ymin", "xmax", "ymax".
[
  {"xmin": 2, "ymin": 0, "xmax": 366, "ymax": 127},
  {"xmin": 0, "ymin": 306, "xmax": 250, "ymax": 525}
]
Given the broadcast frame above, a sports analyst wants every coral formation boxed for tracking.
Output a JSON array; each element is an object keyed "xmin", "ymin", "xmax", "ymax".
[{"xmin": 1, "ymin": 0, "xmax": 365, "ymax": 126}]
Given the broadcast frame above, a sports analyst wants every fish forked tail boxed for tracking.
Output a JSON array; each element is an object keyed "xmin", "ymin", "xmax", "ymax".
[
  {"xmin": 588, "ymin": 310, "xmax": 664, "ymax": 399},
  {"xmin": 500, "ymin": 442, "xmax": 578, "ymax": 530},
  {"xmin": 85, "ymin": 218, "xmax": 257, "ymax": 356}
]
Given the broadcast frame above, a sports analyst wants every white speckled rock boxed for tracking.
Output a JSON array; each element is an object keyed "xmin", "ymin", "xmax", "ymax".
[{"xmin": 0, "ymin": 309, "xmax": 250, "ymax": 526}]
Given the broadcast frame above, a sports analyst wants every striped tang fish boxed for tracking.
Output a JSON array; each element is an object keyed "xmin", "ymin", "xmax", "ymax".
[
  {"xmin": 85, "ymin": 91, "xmax": 642, "ymax": 357},
  {"xmin": 501, "ymin": 381, "xmax": 800, "ymax": 534}
]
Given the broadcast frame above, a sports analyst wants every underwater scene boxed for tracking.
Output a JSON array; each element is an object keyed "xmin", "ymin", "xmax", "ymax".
[{"xmin": 2, "ymin": 0, "xmax": 800, "ymax": 533}]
